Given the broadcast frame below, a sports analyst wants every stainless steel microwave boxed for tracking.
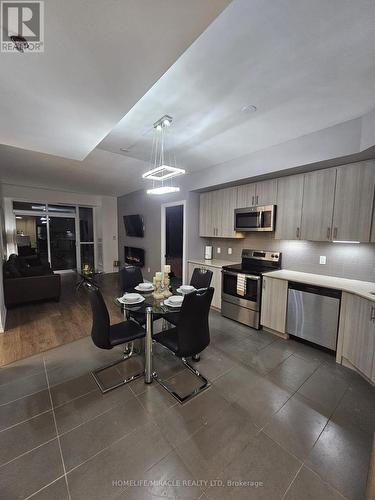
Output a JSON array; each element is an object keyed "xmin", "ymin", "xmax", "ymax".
[{"xmin": 234, "ymin": 205, "xmax": 276, "ymax": 232}]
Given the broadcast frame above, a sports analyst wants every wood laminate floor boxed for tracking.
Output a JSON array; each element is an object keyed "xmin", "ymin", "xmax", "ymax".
[{"xmin": 0, "ymin": 273, "xmax": 123, "ymax": 366}]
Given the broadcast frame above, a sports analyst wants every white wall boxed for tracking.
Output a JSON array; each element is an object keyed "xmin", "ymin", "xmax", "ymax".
[{"xmin": 1, "ymin": 183, "xmax": 118, "ymax": 273}]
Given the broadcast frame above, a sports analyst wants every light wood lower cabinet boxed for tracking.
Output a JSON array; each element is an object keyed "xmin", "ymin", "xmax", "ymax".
[
  {"xmin": 260, "ymin": 276, "xmax": 288, "ymax": 334},
  {"xmin": 341, "ymin": 292, "xmax": 375, "ymax": 381},
  {"xmin": 187, "ymin": 262, "xmax": 222, "ymax": 309}
]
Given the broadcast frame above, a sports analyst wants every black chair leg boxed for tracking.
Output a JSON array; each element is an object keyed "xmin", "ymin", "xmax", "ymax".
[
  {"xmin": 91, "ymin": 342, "xmax": 144, "ymax": 394},
  {"xmin": 153, "ymin": 350, "xmax": 209, "ymax": 404}
]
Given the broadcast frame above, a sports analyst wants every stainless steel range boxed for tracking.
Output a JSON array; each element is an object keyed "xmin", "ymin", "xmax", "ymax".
[{"xmin": 221, "ymin": 249, "xmax": 282, "ymax": 329}]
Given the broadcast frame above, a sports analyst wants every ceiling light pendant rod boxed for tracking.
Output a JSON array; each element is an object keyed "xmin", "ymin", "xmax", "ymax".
[{"xmin": 143, "ymin": 114, "xmax": 184, "ymax": 194}]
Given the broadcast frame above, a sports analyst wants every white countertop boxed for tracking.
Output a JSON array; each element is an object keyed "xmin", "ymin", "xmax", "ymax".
[
  {"xmin": 263, "ymin": 269, "xmax": 375, "ymax": 303},
  {"xmin": 188, "ymin": 258, "xmax": 238, "ymax": 269}
]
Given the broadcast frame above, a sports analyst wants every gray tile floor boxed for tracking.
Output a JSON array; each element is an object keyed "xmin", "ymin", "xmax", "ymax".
[{"xmin": 0, "ymin": 310, "xmax": 374, "ymax": 500}]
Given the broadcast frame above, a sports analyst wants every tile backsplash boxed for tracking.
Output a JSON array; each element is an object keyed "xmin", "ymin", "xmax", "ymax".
[{"xmin": 202, "ymin": 234, "xmax": 375, "ymax": 282}]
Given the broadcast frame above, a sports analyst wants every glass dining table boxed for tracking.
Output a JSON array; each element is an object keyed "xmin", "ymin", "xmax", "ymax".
[{"xmin": 114, "ymin": 288, "xmax": 181, "ymax": 384}]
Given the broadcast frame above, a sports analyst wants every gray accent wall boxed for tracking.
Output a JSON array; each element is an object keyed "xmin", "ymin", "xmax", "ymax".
[{"xmin": 117, "ymin": 187, "xmax": 204, "ymax": 280}]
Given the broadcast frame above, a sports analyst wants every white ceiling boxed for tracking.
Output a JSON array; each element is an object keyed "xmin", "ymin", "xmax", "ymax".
[
  {"xmin": 1, "ymin": 0, "xmax": 375, "ymax": 196},
  {"xmin": 0, "ymin": 0, "xmax": 230, "ymax": 159}
]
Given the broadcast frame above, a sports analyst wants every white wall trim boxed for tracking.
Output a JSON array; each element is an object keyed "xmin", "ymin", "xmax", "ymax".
[{"xmin": 160, "ymin": 200, "xmax": 187, "ymax": 283}]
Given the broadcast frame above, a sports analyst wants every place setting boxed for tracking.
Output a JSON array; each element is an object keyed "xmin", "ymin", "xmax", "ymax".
[{"xmin": 116, "ymin": 292, "xmax": 145, "ymax": 306}]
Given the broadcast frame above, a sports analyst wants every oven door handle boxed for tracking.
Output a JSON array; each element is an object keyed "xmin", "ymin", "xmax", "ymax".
[{"xmin": 222, "ymin": 271, "xmax": 261, "ymax": 281}]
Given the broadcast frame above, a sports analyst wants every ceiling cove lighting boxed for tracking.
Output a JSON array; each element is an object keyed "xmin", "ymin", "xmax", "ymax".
[
  {"xmin": 332, "ymin": 241, "xmax": 360, "ymax": 244},
  {"xmin": 143, "ymin": 115, "xmax": 185, "ymax": 195}
]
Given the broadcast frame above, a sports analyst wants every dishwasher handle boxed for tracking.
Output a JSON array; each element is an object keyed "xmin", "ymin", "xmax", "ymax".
[{"xmin": 288, "ymin": 281, "xmax": 342, "ymax": 300}]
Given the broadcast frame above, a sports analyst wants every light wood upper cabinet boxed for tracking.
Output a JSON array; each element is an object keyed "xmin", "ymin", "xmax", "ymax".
[
  {"xmin": 236, "ymin": 179, "xmax": 277, "ymax": 208},
  {"xmin": 301, "ymin": 169, "xmax": 336, "ymax": 241},
  {"xmin": 260, "ymin": 276, "xmax": 288, "ymax": 333},
  {"xmin": 332, "ymin": 162, "xmax": 375, "ymax": 242},
  {"xmin": 236, "ymin": 183, "xmax": 256, "ymax": 208},
  {"xmin": 275, "ymin": 174, "xmax": 304, "ymax": 240},
  {"xmin": 200, "ymin": 187, "xmax": 243, "ymax": 238},
  {"xmin": 220, "ymin": 187, "xmax": 239, "ymax": 238},
  {"xmin": 342, "ymin": 293, "xmax": 375, "ymax": 380},
  {"xmin": 255, "ymin": 179, "xmax": 277, "ymax": 205},
  {"xmin": 199, "ymin": 192, "xmax": 211, "ymax": 237},
  {"xmin": 199, "ymin": 191, "xmax": 221, "ymax": 237}
]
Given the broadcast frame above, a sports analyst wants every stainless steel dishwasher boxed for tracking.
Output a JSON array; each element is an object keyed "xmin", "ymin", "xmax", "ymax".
[{"xmin": 286, "ymin": 282, "xmax": 341, "ymax": 351}]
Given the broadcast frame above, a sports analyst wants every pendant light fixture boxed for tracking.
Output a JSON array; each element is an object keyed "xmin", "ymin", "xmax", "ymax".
[{"xmin": 143, "ymin": 115, "xmax": 185, "ymax": 194}]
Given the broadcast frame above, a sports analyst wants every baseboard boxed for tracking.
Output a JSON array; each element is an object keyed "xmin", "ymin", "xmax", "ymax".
[{"xmin": 261, "ymin": 326, "xmax": 289, "ymax": 340}]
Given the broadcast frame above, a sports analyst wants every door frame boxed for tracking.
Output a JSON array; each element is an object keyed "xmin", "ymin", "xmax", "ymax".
[{"xmin": 161, "ymin": 200, "xmax": 186, "ymax": 283}]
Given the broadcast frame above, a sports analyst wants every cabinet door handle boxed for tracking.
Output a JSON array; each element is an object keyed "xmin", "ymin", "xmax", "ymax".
[
  {"xmin": 263, "ymin": 279, "xmax": 266, "ymax": 289},
  {"xmin": 252, "ymin": 195, "xmax": 254, "ymax": 205},
  {"xmin": 327, "ymin": 227, "xmax": 331, "ymax": 240},
  {"xmin": 333, "ymin": 227, "xmax": 338, "ymax": 239},
  {"xmin": 256, "ymin": 195, "xmax": 259, "ymax": 205},
  {"xmin": 371, "ymin": 306, "xmax": 375, "ymax": 323},
  {"xmin": 296, "ymin": 227, "xmax": 300, "ymax": 239}
]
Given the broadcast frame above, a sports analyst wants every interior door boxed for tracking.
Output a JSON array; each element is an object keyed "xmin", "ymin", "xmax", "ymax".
[{"xmin": 165, "ymin": 205, "xmax": 183, "ymax": 282}]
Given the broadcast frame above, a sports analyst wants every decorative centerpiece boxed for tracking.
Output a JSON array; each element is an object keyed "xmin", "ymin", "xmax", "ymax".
[
  {"xmin": 152, "ymin": 266, "xmax": 172, "ymax": 299},
  {"xmin": 152, "ymin": 272, "xmax": 165, "ymax": 300},
  {"xmin": 163, "ymin": 265, "xmax": 172, "ymax": 298}
]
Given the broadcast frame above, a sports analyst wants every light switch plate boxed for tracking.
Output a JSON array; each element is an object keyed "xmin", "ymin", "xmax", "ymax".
[
  {"xmin": 217, "ymin": 247, "xmax": 221, "ymax": 254},
  {"xmin": 228, "ymin": 248, "xmax": 232, "ymax": 255},
  {"xmin": 319, "ymin": 256, "xmax": 327, "ymax": 265}
]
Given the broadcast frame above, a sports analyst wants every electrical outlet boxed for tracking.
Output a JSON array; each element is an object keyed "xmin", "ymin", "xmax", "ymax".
[
  {"xmin": 228, "ymin": 247, "xmax": 232, "ymax": 255},
  {"xmin": 319, "ymin": 256, "xmax": 327, "ymax": 265},
  {"xmin": 147, "ymin": 267, "xmax": 151, "ymax": 273},
  {"xmin": 217, "ymin": 247, "xmax": 221, "ymax": 254}
]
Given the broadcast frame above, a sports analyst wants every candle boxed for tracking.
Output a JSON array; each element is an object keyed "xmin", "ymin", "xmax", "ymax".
[
  {"xmin": 155, "ymin": 272, "xmax": 162, "ymax": 280},
  {"xmin": 153, "ymin": 277, "xmax": 156, "ymax": 285},
  {"xmin": 164, "ymin": 265, "xmax": 171, "ymax": 273}
]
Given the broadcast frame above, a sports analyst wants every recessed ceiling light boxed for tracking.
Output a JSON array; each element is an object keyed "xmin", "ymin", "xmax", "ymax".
[
  {"xmin": 120, "ymin": 147, "xmax": 129, "ymax": 152},
  {"xmin": 241, "ymin": 104, "xmax": 257, "ymax": 113}
]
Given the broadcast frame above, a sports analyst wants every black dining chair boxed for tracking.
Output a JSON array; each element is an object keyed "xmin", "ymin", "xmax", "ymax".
[
  {"xmin": 190, "ymin": 268, "xmax": 213, "ymax": 289},
  {"xmin": 119, "ymin": 265, "xmax": 161, "ymax": 326},
  {"xmin": 153, "ymin": 287, "xmax": 214, "ymax": 403},
  {"xmin": 163, "ymin": 267, "xmax": 213, "ymax": 329},
  {"xmin": 85, "ymin": 283, "xmax": 145, "ymax": 393},
  {"xmin": 120, "ymin": 265, "xmax": 143, "ymax": 293}
]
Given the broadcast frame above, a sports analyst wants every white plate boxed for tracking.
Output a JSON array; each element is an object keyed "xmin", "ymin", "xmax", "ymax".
[
  {"xmin": 117, "ymin": 296, "xmax": 145, "ymax": 305},
  {"xmin": 176, "ymin": 286, "xmax": 196, "ymax": 295},
  {"xmin": 122, "ymin": 292, "xmax": 143, "ymax": 302},
  {"xmin": 135, "ymin": 284, "xmax": 154, "ymax": 292},
  {"xmin": 164, "ymin": 298, "xmax": 183, "ymax": 308}
]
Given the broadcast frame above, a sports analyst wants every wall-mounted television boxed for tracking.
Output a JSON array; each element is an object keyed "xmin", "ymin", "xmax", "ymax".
[
  {"xmin": 123, "ymin": 214, "xmax": 144, "ymax": 237},
  {"xmin": 124, "ymin": 246, "xmax": 145, "ymax": 267}
]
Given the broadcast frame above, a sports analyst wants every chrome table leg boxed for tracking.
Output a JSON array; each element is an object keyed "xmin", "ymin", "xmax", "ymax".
[{"xmin": 145, "ymin": 307, "xmax": 153, "ymax": 384}]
